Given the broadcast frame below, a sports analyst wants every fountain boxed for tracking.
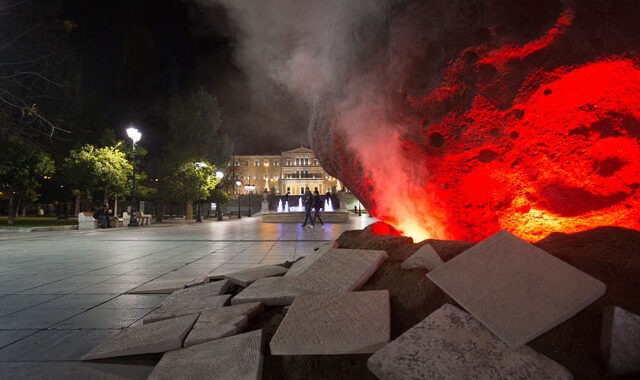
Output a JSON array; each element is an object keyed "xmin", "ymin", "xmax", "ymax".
[{"xmin": 264, "ymin": 193, "xmax": 348, "ymax": 222}]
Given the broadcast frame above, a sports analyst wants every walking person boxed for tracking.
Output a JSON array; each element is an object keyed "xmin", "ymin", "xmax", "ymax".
[
  {"xmin": 284, "ymin": 191, "xmax": 290, "ymax": 210},
  {"xmin": 313, "ymin": 190, "xmax": 324, "ymax": 228},
  {"xmin": 301, "ymin": 187, "xmax": 314, "ymax": 229}
]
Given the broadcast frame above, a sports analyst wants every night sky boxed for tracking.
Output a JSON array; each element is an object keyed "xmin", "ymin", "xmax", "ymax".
[{"xmin": 63, "ymin": 0, "xmax": 308, "ymax": 155}]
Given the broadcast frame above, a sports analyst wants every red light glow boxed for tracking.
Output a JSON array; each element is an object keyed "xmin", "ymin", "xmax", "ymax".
[{"xmin": 339, "ymin": 10, "xmax": 640, "ymax": 242}]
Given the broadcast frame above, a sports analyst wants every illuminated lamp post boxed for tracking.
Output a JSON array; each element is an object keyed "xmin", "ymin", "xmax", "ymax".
[
  {"xmin": 215, "ymin": 170, "xmax": 224, "ymax": 221},
  {"xmin": 236, "ymin": 180, "xmax": 242, "ymax": 218},
  {"xmin": 244, "ymin": 183, "xmax": 256, "ymax": 216},
  {"xmin": 195, "ymin": 162, "xmax": 207, "ymax": 223},
  {"xmin": 126, "ymin": 127, "xmax": 141, "ymax": 227}
]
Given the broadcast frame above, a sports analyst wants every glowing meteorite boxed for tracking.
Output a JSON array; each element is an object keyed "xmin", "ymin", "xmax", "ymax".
[{"xmin": 311, "ymin": 4, "xmax": 640, "ymax": 242}]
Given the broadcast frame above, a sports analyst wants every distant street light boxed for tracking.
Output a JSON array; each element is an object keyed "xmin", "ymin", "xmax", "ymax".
[
  {"xmin": 126, "ymin": 127, "xmax": 141, "ymax": 227},
  {"xmin": 244, "ymin": 184, "xmax": 256, "ymax": 217},
  {"xmin": 195, "ymin": 162, "xmax": 207, "ymax": 223},
  {"xmin": 215, "ymin": 171, "xmax": 224, "ymax": 220},
  {"xmin": 235, "ymin": 180, "xmax": 242, "ymax": 218}
]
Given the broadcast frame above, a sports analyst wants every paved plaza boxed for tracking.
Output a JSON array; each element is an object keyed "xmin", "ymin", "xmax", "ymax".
[{"xmin": 0, "ymin": 216, "xmax": 375, "ymax": 378}]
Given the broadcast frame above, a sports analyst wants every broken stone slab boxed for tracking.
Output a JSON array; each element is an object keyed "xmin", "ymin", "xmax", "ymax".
[
  {"xmin": 184, "ymin": 302, "xmax": 264, "ymax": 347},
  {"xmin": 427, "ymin": 230, "xmax": 606, "ymax": 348},
  {"xmin": 143, "ymin": 294, "xmax": 230, "ymax": 324},
  {"xmin": 82, "ymin": 314, "xmax": 198, "ymax": 360},
  {"xmin": 162, "ymin": 280, "xmax": 231, "ymax": 305},
  {"xmin": 231, "ymin": 277, "xmax": 320, "ymax": 306},
  {"xmin": 224, "ymin": 265, "xmax": 288, "ymax": 287},
  {"xmin": 127, "ymin": 277, "xmax": 205, "ymax": 294},
  {"xmin": 233, "ymin": 249, "xmax": 387, "ymax": 306},
  {"xmin": 601, "ymin": 305, "xmax": 640, "ymax": 377},
  {"xmin": 295, "ymin": 248, "xmax": 388, "ymax": 291},
  {"xmin": 184, "ymin": 316, "xmax": 247, "ymax": 348},
  {"xmin": 270, "ymin": 290, "xmax": 390, "ymax": 355},
  {"xmin": 367, "ymin": 304, "xmax": 572, "ymax": 380},
  {"xmin": 148, "ymin": 330, "xmax": 263, "ymax": 380},
  {"xmin": 400, "ymin": 244, "xmax": 444, "ymax": 271},
  {"xmin": 285, "ymin": 244, "xmax": 332, "ymax": 277}
]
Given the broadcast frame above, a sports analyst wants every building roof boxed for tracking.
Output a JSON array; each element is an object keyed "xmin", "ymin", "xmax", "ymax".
[{"xmin": 282, "ymin": 146, "xmax": 313, "ymax": 154}]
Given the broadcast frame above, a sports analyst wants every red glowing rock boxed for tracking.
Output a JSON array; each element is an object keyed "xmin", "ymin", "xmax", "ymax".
[{"xmin": 311, "ymin": 2, "xmax": 640, "ymax": 242}]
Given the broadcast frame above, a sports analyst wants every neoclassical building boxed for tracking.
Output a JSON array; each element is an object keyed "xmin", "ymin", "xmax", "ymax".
[{"xmin": 228, "ymin": 147, "xmax": 343, "ymax": 195}]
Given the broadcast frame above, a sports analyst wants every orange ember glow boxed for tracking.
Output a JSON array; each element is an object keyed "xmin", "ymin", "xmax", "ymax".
[{"xmin": 347, "ymin": 9, "xmax": 640, "ymax": 243}]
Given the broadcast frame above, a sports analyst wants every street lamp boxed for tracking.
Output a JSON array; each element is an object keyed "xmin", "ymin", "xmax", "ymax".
[
  {"xmin": 195, "ymin": 162, "xmax": 207, "ymax": 223},
  {"xmin": 244, "ymin": 183, "xmax": 256, "ymax": 217},
  {"xmin": 215, "ymin": 171, "xmax": 224, "ymax": 220},
  {"xmin": 235, "ymin": 180, "xmax": 242, "ymax": 218},
  {"xmin": 126, "ymin": 127, "xmax": 141, "ymax": 227}
]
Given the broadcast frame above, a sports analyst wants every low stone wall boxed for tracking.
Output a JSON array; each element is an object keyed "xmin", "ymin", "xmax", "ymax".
[{"xmin": 262, "ymin": 211, "xmax": 350, "ymax": 223}]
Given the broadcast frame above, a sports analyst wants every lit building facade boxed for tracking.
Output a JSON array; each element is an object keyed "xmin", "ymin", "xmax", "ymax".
[{"xmin": 228, "ymin": 147, "xmax": 343, "ymax": 195}]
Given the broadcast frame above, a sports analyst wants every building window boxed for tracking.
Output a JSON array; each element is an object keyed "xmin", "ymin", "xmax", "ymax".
[
  {"xmin": 254, "ymin": 174, "xmax": 258, "ymax": 180},
  {"xmin": 274, "ymin": 160, "xmax": 279, "ymax": 166},
  {"xmin": 263, "ymin": 173, "xmax": 268, "ymax": 179},
  {"xmin": 245, "ymin": 160, "xmax": 249, "ymax": 166},
  {"xmin": 264, "ymin": 160, "xmax": 268, "ymax": 166},
  {"xmin": 234, "ymin": 160, "xmax": 239, "ymax": 167},
  {"xmin": 244, "ymin": 174, "xmax": 249, "ymax": 180},
  {"xmin": 286, "ymin": 159, "xmax": 291, "ymax": 166},
  {"xmin": 295, "ymin": 158, "xmax": 299, "ymax": 166},
  {"xmin": 313, "ymin": 159, "xmax": 318, "ymax": 166},
  {"xmin": 254, "ymin": 160, "xmax": 259, "ymax": 166},
  {"xmin": 274, "ymin": 174, "xmax": 279, "ymax": 180}
]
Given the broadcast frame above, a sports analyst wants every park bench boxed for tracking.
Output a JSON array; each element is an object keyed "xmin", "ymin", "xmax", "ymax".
[
  {"xmin": 123, "ymin": 211, "xmax": 152, "ymax": 226},
  {"xmin": 78, "ymin": 212, "xmax": 98, "ymax": 230}
]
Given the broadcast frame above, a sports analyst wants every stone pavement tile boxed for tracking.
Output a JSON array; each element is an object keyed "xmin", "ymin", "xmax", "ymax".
[
  {"xmin": 0, "ymin": 330, "xmax": 117, "ymax": 361},
  {"xmin": 53, "ymin": 308, "xmax": 152, "ymax": 329},
  {"xmin": 0, "ymin": 362, "xmax": 153, "ymax": 380},
  {"xmin": 296, "ymin": 248, "xmax": 388, "ymax": 291},
  {"xmin": 0, "ymin": 330, "xmax": 36, "ymax": 348},
  {"xmin": 270, "ymin": 291, "xmax": 390, "ymax": 355},
  {"xmin": 143, "ymin": 294, "xmax": 230, "ymax": 324},
  {"xmin": 0, "ymin": 280, "xmax": 55, "ymax": 294},
  {"xmin": 231, "ymin": 277, "xmax": 321, "ymax": 306},
  {"xmin": 82, "ymin": 314, "xmax": 199, "ymax": 360},
  {"xmin": 284, "ymin": 244, "xmax": 332, "ymax": 277},
  {"xmin": 427, "ymin": 230, "xmax": 606, "ymax": 348},
  {"xmin": 149, "ymin": 329, "xmax": 263, "ymax": 380},
  {"xmin": 208, "ymin": 265, "xmax": 256, "ymax": 279},
  {"xmin": 56, "ymin": 274, "xmax": 119, "ymax": 284},
  {"xmin": 0, "ymin": 308, "xmax": 83, "ymax": 329},
  {"xmin": 184, "ymin": 302, "xmax": 264, "ymax": 347},
  {"xmin": 163, "ymin": 279, "xmax": 231, "ymax": 304},
  {"xmin": 127, "ymin": 277, "xmax": 199, "ymax": 294},
  {"xmin": 86, "ymin": 267, "xmax": 136, "ymax": 275},
  {"xmin": 0, "ymin": 294, "xmax": 59, "ymax": 316},
  {"xmin": 36, "ymin": 293, "xmax": 116, "ymax": 309},
  {"xmin": 74, "ymin": 283, "xmax": 137, "ymax": 294},
  {"xmin": 183, "ymin": 321, "xmax": 243, "ymax": 348},
  {"xmin": 224, "ymin": 265, "xmax": 288, "ymax": 287},
  {"xmin": 18, "ymin": 282, "xmax": 91, "ymax": 295},
  {"xmin": 96, "ymin": 294, "xmax": 166, "ymax": 309},
  {"xmin": 367, "ymin": 304, "xmax": 572, "ymax": 380},
  {"xmin": 101, "ymin": 274, "xmax": 160, "ymax": 284},
  {"xmin": 400, "ymin": 244, "xmax": 444, "ymax": 271},
  {"xmin": 601, "ymin": 305, "xmax": 640, "ymax": 377}
]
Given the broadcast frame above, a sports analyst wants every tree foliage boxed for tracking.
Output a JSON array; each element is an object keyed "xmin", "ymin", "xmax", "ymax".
[
  {"xmin": 62, "ymin": 144, "xmax": 132, "ymax": 200},
  {"xmin": 166, "ymin": 87, "xmax": 231, "ymax": 166},
  {"xmin": 0, "ymin": 135, "xmax": 54, "ymax": 223},
  {"xmin": 159, "ymin": 161, "xmax": 220, "ymax": 203}
]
